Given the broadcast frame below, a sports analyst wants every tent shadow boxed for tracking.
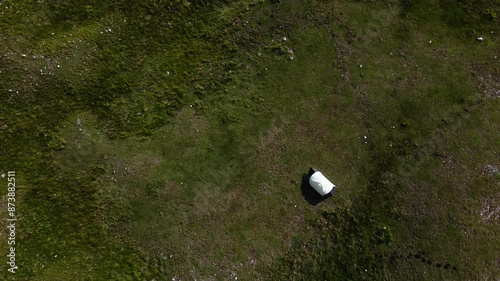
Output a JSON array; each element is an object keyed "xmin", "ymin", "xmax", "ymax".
[{"xmin": 301, "ymin": 173, "xmax": 332, "ymax": 206}]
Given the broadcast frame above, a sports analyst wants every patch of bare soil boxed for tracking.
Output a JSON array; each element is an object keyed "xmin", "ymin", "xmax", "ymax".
[
  {"xmin": 478, "ymin": 74, "xmax": 500, "ymax": 98},
  {"xmin": 480, "ymin": 195, "xmax": 500, "ymax": 224}
]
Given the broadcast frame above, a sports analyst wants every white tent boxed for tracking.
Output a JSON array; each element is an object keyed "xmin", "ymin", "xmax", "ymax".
[{"xmin": 309, "ymin": 171, "xmax": 335, "ymax": 196}]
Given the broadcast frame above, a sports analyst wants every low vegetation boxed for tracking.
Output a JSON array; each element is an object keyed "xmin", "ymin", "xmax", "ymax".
[{"xmin": 0, "ymin": 0, "xmax": 498, "ymax": 280}]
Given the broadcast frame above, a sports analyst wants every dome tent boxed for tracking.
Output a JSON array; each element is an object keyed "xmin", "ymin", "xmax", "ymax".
[{"xmin": 308, "ymin": 168, "xmax": 336, "ymax": 196}]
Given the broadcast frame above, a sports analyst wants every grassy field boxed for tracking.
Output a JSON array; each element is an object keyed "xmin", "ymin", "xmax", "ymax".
[{"xmin": 0, "ymin": 0, "xmax": 499, "ymax": 280}]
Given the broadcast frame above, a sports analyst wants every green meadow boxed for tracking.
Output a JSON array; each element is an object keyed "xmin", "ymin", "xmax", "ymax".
[{"xmin": 0, "ymin": 0, "xmax": 498, "ymax": 280}]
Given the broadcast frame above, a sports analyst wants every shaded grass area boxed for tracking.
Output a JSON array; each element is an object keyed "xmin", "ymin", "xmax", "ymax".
[
  {"xmin": 1, "ymin": 0, "xmax": 265, "ymax": 279},
  {"xmin": 0, "ymin": 0, "xmax": 498, "ymax": 280}
]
